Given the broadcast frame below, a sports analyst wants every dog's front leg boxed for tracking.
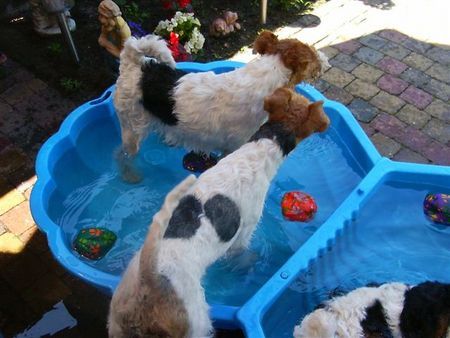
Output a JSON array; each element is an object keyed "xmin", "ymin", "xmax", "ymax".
[{"xmin": 117, "ymin": 128, "xmax": 143, "ymax": 183}]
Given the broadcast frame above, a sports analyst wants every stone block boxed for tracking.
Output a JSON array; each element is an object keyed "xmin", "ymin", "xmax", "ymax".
[
  {"xmin": 346, "ymin": 79, "xmax": 379, "ymax": 100},
  {"xmin": 376, "ymin": 56, "xmax": 408, "ymax": 75},
  {"xmin": 403, "ymin": 52, "xmax": 434, "ymax": 71},
  {"xmin": 370, "ymin": 91, "xmax": 405, "ymax": 113},
  {"xmin": 354, "ymin": 46, "xmax": 384, "ymax": 65},
  {"xmin": 348, "ymin": 99, "xmax": 379, "ymax": 122},
  {"xmin": 400, "ymin": 85, "xmax": 433, "ymax": 109},
  {"xmin": 371, "ymin": 132, "xmax": 401, "ymax": 158},
  {"xmin": 321, "ymin": 67, "xmax": 355, "ymax": 88},
  {"xmin": 351, "ymin": 63, "xmax": 384, "ymax": 82},
  {"xmin": 396, "ymin": 104, "xmax": 430, "ymax": 128},
  {"xmin": 377, "ymin": 74, "xmax": 408, "ymax": 95}
]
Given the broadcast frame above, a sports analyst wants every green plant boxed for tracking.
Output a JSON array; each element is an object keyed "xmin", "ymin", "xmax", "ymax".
[
  {"xmin": 60, "ymin": 77, "xmax": 82, "ymax": 93},
  {"xmin": 47, "ymin": 42, "xmax": 63, "ymax": 55},
  {"xmin": 273, "ymin": 0, "xmax": 312, "ymax": 10},
  {"xmin": 122, "ymin": 1, "xmax": 149, "ymax": 24}
]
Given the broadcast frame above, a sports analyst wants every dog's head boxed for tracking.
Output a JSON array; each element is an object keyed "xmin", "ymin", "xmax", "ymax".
[
  {"xmin": 253, "ymin": 31, "xmax": 329, "ymax": 86},
  {"xmin": 264, "ymin": 87, "xmax": 330, "ymax": 143}
]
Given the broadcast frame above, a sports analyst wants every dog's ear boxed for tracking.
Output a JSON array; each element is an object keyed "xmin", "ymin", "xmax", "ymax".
[
  {"xmin": 253, "ymin": 30, "xmax": 278, "ymax": 55},
  {"xmin": 308, "ymin": 101, "xmax": 324, "ymax": 115},
  {"xmin": 264, "ymin": 88, "xmax": 291, "ymax": 122}
]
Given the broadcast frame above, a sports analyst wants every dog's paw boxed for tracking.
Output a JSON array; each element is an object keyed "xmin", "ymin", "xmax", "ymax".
[{"xmin": 122, "ymin": 166, "xmax": 143, "ymax": 184}]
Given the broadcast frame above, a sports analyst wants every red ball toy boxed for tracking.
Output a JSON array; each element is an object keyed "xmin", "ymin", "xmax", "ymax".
[{"xmin": 281, "ymin": 191, "xmax": 317, "ymax": 222}]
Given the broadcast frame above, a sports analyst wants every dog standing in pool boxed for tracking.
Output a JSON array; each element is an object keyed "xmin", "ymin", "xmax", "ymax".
[
  {"xmin": 114, "ymin": 30, "xmax": 329, "ymax": 182},
  {"xmin": 107, "ymin": 88, "xmax": 330, "ymax": 337}
]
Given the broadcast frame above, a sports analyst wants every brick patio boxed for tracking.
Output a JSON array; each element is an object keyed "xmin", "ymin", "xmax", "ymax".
[{"xmin": 1, "ymin": 0, "xmax": 449, "ymax": 336}]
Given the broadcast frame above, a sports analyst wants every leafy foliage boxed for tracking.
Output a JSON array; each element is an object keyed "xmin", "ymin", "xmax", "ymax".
[{"xmin": 60, "ymin": 77, "xmax": 83, "ymax": 93}]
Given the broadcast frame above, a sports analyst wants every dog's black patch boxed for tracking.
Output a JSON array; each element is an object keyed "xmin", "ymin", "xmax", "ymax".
[
  {"xmin": 400, "ymin": 281, "xmax": 450, "ymax": 338},
  {"xmin": 164, "ymin": 194, "xmax": 203, "ymax": 239},
  {"xmin": 140, "ymin": 61, "xmax": 187, "ymax": 125},
  {"xmin": 249, "ymin": 121, "xmax": 296, "ymax": 156},
  {"xmin": 204, "ymin": 194, "xmax": 240, "ymax": 242},
  {"xmin": 361, "ymin": 300, "xmax": 394, "ymax": 338}
]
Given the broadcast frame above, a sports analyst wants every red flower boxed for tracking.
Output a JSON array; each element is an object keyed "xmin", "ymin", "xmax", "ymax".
[
  {"xmin": 177, "ymin": 0, "xmax": 191, "ymax": 9},
  {"xmin": 167, "ymin": 32, "xmax": 191, "ymax": 62}
]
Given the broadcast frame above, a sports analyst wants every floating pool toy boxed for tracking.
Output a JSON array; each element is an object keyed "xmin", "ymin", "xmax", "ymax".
[
  {"xmin": 423, "ymin": 193, "xmax": 450, "ymax": 226},
  {"xmin": 281, "ymin": 191, "xmax": 317, "ymax": 222},
  {"xmin": 73, "ymin": 227, "xmax": 117, "ymax": 260},
  {"xmin": 183, "ymin": 151, "xmax": 218, "ymax": 172}
]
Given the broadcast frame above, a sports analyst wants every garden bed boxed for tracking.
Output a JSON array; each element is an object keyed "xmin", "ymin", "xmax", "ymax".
[{"xmin": 0, "ymin": 0, "xmax": 315, "ymax": 104}]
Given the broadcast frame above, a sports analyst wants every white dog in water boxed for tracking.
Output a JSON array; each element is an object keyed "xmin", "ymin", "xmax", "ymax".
[{"xmin": 113, "ymin": 30, "xmax": 329, "ymax": 181}]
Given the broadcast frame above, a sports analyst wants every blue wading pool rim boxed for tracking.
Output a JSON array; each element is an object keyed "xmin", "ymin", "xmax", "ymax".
[{"xmin": 30, "ymin": 61, "xmax": 450, "ymax": 337}]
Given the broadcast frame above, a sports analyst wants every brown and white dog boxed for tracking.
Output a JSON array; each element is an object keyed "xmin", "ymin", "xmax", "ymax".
[
  {"xmin": 114, "ymin": 31, "xmax": 329, "ymax": 181},
  {"xmin": 294, "ymin": 281, "xmax": 450, "ymax": 338},
  {"xmin": 108, "ymin": 88, "xmax": 330, "ymax": 338}
]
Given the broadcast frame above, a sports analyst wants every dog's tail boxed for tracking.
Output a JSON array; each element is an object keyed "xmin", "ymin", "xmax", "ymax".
[
  {"xmin": 138, "ymin": 174, "xmax": 197, "ymax": 283},
  {"xmin": 120, "ymin": 34, "xmax": 177, "ymax": 69}
]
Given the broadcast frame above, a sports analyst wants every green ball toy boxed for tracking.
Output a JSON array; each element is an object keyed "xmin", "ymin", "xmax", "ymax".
[{"xmin": 73, "ymin": 227, "xmax": 117, "ymax": 260}]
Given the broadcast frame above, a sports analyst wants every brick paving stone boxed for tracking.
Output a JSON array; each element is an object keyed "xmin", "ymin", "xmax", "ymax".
[
  {"xmin": 371, "ymin": 132, "xmax": 401, "ymax": 158},
  {"xmin": 0, "ymin": 232, "xmax": 25, "ymax": 254},
  {"xmin": 319, "ymin": 46, "xmax": 339, "ymax": 59},
  {"xmin": 420, "ymin": 78, "xmax": 450, "ymax": 102},
  {"xmin": 359, "ymin": 34, "xmax": 388, "ymax": 50},
  {"xmin": 393, "ymin": 148, "xmax": 429, "ymax": 164},
  {"xmin": 425, "ymin": 100, "xmax": 450, "ymax": 122},
  {"xmin": 400, "ymin": 68, "xmax": 431, "ymax": 88},
  {"xmin": 13, "ymin": 68, "xmax": 34, "ymax": 82},
  {"xmin": 376, "ymin": 56, "xmax": 408, "ymax": 75},
  {"xmin": 403, "ymin": 52, "xmax": 434, "ymax": 71},
  {"xmin": 349, "ymin": 99, "xmax": 379, "ymax": 123},
  {"xmin": 377, "ymin": 74, "xmax": 408, "ymax": 95},
  {"xmin": 395, "ymin": 126, "xmax": 432, "ymax": 153},
  {"xmin": 371, "ymin": 112, "xmax": 406, "ymax": 138},
  {"xmin": 324, "ymin": 85, "xmax": 354, "ymax": 105},
  {"xmin": 421, "ymin": 141, "xmax": 450, "ymax": 166},
  {"xmin": 321, "ymin": 67, "xmax": 355, "ymax": 88},
  {"xmin": 427, "ymin": 46, "xmax": 450, "ymax": 65},
  {"xmin": 401, "ymin": 38, "xmax": 433, "ymax": 54},
  {"xmin": 0, "ymin": 83, "xmax": 34, "ymax": 106},
  {"xmin": 370, "ymin": 91, "xmax": 405, "ymax": 114},
  {"xmin": 379, "ymin": 41, "xmax": 410, "ymax": 60},
  {"xmin": 0, "ymin": 147, "xmax": 28, "ymax": 175},
  {"xmin": 0, "ymin": 134, "xmax": 12, "ymax": 152},
  {"xmin": 22, "ymin": 273, "xmax": 72, "ymax": 314},
  {"xmin": 0, "ymin": 220, "xmax": 5, "ymax": 236},
  {"xmin": 354, "ymin": 47, "xmax": 384, "ymax": 65},
  {"xmin": 9, "ymin": 122, "xmax": 48, "ymax": 153},
  {"xmin": 422, "ymin": 118, "xmax": 450, "ymax": 144},
  {"xmin": 378, "ymin": 30, "xmax": 408, "ymax": 44},
  {"xmin": 425, "ymin": 63, "xmax": 450, "ymax": 84},
  {"xmin": 346, "ymin": 79, "xmax": 379, "ymax": 100},
  {"xmin": 19, "ymin": 227, "xmax": 49, "ymax": 254},
  {"xmin": 329, "ymin": 53, "xmax": 361, "ymax": 72},
  {"xmin": 312, "ymin": 79, "xmax": 330, "ymax": 93},
  {"xmin": 26, "ymin": 78, "xmax": 48, "ymax": 93},
  {"xmin": 360, "ymin": 122, "xmax": 376, "ymax": 136},
  {"xmin": 396, "ymin": 104, "xmax": 431, "ymax": 128},
  {"xmin": 399, "ymin": 85, "xmax": 433, "ymax": 110},
  {"xmin": 333, "ymin": 40, "xmax": 362, "ymax": 55},
  {"xmin": 2, "ymin": 252, "xmax": 49, "ymax": 291},
  {"xmin": 0, "ymin": 201, "xmax": 35, "ymax": 236},
  {"xmin": 351, "ymin": 63, "xmax": 384, "ymax": 83},
  {"xmin": 0, "ymin": 188, "xmax": 25, "ymax": 216},
  {"xmin": 39, "ymin": 250, "xmax": 68, "ymax": 277}
]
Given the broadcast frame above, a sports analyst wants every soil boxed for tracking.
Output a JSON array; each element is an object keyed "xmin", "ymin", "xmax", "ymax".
[{"xmin": 0, "ymin": 0, "xmax": 314, "ymax": 104}]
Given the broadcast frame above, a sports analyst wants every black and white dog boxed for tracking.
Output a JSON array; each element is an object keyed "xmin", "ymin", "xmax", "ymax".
[
  {"xmin": 113, "ymin": 31, "xmax": 329, "ymax": 181},
  {"xmin": 294, "ymin": 281, "xmax": 450, "ymax": 338}
]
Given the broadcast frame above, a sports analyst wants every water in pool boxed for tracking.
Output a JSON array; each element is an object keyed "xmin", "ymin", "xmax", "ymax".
[
  {"xmin": 263, "ymin": 180, "xmax": 450, "ymax": 338},
  {"xmin": 49, "ymin": 111, "xmax": 365, "ymax": 306}
]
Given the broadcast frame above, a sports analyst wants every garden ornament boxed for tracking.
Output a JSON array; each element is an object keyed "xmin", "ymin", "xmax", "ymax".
[
  {"xmin": 209, "ymin": 11, "xmax": 241, "ymax": 37},
  {"xmin": 98, "ymin": 0, "xmax": 131, "ymax": 59},
  {"xmin": 28, "ymin": 0, "xmax": 76, "ymax": 35}
]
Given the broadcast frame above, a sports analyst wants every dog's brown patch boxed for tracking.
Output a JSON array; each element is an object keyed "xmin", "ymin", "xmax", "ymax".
[
  {"xmin": 264, "ymin": 87, "xmax": 329, "ymax": 143},
  {"xmin": 254, "ymin": 31, "xmax": 322, "ymax": 86}
]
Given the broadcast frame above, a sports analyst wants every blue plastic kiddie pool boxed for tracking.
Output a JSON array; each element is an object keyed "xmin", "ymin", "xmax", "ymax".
[{"xmin": 30, "ymin": 61, "xmax": 450, "ymax": 337}]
